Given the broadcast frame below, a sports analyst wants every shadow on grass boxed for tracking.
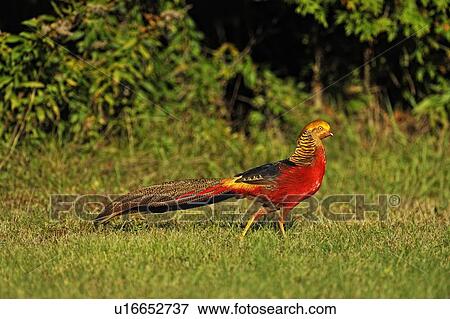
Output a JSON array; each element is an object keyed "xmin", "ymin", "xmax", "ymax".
[{"xmin": 91, "ymin": 212, "xmax": 299, "ymax": 234}]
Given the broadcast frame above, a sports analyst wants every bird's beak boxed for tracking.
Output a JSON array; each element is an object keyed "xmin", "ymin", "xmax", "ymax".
[{"xmin": 329, "ymin": 132, "xmax": 333, "ymax": 137}]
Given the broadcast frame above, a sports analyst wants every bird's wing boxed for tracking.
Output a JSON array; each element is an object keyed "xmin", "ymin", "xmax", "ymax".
[{"xmin": 233, "ymin": 159, "xmax": 296, "ymax": 186}]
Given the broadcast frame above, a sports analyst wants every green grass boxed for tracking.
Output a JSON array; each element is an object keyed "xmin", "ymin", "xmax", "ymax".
[
  {"xmin": 1, "ymin": 219, "xmax": 448, "ymax": 298},
  {"xmin": 0, "ymin": 124, "xmax": 449, "ymax": 298}
]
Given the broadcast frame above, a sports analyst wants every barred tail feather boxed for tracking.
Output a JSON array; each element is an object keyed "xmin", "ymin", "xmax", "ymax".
[{"xmin": 94, "ymin": 178, "xmax": 235, "ymax": 225}]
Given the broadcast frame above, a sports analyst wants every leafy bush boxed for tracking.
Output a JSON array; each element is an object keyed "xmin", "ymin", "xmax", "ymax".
[
  {"xmin": 0, "ymin": 0, "xmax": 314, "ymax": 143},
  {"xmin": 0, "ymin": 0, "xmax": 448, "ymax": 145},
  {"xmin": 288, "ymin": 0, "xmax": 449, "ymax": 125}
]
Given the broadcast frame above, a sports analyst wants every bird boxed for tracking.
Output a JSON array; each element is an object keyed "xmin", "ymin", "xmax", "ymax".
[{"xmin": 94, "ymin": 119, "xmax": 333, "ymax": 237}]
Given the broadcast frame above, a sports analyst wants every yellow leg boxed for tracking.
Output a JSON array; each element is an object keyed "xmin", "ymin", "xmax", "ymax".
[
  {"xmin": 240, "ymin": 214, "xmax": 257, "ymax": 238},
  {"xmin": 278, "ymin": 219, "xmax": 287, "ymax": 238},
  {"xmin": 240, "ymin": 207, "xmax": 267, "ymax": 239},
  {"xmin": 277, "ymin": 208, "xmax": 292, "ymax": 238}
]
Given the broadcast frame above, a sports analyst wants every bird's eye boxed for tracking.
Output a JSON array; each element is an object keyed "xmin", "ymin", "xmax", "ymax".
[{"xmin": 318, "ymin": 126, "xmax": 323, "ymax": 130}]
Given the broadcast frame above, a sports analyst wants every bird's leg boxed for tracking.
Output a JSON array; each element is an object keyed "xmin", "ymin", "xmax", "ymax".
[
  {"xmin": 240, "ymin": 207, "xmax": 267, "ymax": 238},
  {"xmin": 278, "ymin": 217, "xmax": 286, "ymax": 238},
  {"xmin": 278, "ymin": 217, "xmax": 286, "ymax": 237},
  {"xmin": 278, "ymin": 207, "xmax": 292, "ymax": 238}
]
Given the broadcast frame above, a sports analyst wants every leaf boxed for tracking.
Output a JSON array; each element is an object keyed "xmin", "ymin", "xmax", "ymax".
[
  {"xmin": 66, "ymin": 78, "xmax": 77, "ymax": 87},
  {"xmin": 122, "ymin": 38, "xmax": 137, "ymax": 50},
  {"xmin": 138, "ymin": 45, "xmax": 151, "ymax": 60},
  {"xmin": 20, "ymin": 81, "xmax": 45, "ymax": 88},
  {"xmin": 49, "ymin": 99, "xmax": 60, "ymax": 120},
  {"xmin": 242, "ymin": 61, "xmax": 256, "ymax": 88},
  {"xmin": 4, "ymin": 35, "xmax": 23, "ymax": 44},
  {"xmin": 0, "ymin": 76, "xmax": 12, "ymax": 89},
  {"xmin": 112, "ymin": 70, "xmax": 121, "ymax": 84},
  {"xmin": 36, "ymin": 106, "xmax": 46, "ymax": 123}
]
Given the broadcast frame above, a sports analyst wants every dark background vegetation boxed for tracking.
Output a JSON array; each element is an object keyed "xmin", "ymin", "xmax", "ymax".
[{"xmin": 0, "ymin": 0, "xmax": 449, "ymax": 144}]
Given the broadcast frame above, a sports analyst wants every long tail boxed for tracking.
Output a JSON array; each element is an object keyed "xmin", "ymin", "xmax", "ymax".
[{"xmin": 94, "ymin": 178, "xmax": 236, "ymax": 225}]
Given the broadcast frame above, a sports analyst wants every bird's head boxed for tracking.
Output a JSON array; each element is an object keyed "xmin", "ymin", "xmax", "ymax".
[
  {"xmin": 302, "ymin": 119, "xmax": 333, "ymax": 140},
  {"xmin": 290, "ymin": 119, "xmax": 332, "ymax": 164}
]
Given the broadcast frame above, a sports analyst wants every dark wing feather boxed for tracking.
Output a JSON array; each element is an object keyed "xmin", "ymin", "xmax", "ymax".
[{"xmin": 234, "ymin": 159, "xmax": 295, "ymax": 185}]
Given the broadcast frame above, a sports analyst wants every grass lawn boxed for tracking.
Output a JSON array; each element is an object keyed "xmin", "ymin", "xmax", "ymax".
[{"xmin": 0, "ymin": 131, "xmax": 449, "ymax": 298}]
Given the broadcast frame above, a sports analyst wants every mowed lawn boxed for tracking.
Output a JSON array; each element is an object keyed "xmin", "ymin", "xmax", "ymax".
[
  {"xmin": 0, "ymin": 217, "xmax": 448, "ymax": 298},
  {"xmin": 0, "ymin": 133, "xmax": 449, "ymax": 298}
]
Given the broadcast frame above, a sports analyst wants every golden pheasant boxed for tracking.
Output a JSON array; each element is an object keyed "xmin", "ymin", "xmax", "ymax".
[{"xmin": 95, "ymin": 119, "xmax": 333, "ymax": 237}]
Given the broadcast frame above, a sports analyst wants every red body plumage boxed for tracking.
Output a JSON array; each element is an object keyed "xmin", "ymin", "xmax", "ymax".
[
  {"xmin": 202, "ymin": 146, "xmax": 326, "ymax": 215},
  {"xmin": 267, "ymin": 146, "xmax": 326, "ymax": 207}
]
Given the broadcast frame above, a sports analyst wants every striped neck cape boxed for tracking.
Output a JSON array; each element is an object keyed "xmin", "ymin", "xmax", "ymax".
[{"xmin": 289, "ymin": 130, "xmax": 318, "ymax": 165}]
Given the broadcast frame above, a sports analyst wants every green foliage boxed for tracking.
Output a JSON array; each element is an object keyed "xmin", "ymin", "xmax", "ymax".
[
  {"xmin": 286, "ymin": 0, "xmax": 335, "ymax": 27},
  {"xmin": 414, "ymin": 81, "xmax": 450, "ymax": 128},
  {"xmin": 0, "ymin": 1, "xmax": 205, "ymax": 140},
  {"xmin": 0, "ymin": 0, "xmax": 448, "ymax": 144},
  {"xmin": 288, "ymin": 0, "xmax": 450, "ymax": 125},
  {"xmin": 0, "ymin": 0, "xmax": 306, "ymax": 143}
]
